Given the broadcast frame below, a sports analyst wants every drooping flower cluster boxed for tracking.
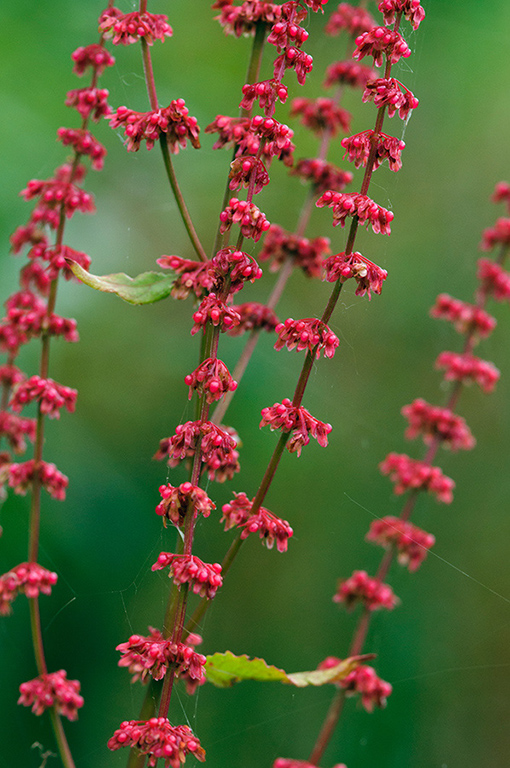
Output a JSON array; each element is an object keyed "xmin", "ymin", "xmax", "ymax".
[
  {"xmin": 221, "ymin": 492, "xmax": 293, "ymax": 552},
  {"xmin": 259, "ymin": 224, "xmax": 330, "ymax": 278},
  {"xmin": 107, "ymin": 718, "xmax": 205, "ymax": 768},
  {"xmin": 109, "ymin": 101, "xmax": 200, "ymax": 153},
  {"xmin": 260, "ymin": 398, "xmax": 332, "ymax": 456},
  {"xmin": 317, "ymin": 191, "xmax": 394, "ymax": 234},
  {"xmin": 116, "ymin": 627, "xmax": 206, "ymax": 685},
  {"xmin": 323, "ymin": 251, "xmax": 387, "ymax": 298},
  {"xmin": 435, "ymin": 351, "xmax": 500, "ymax": 392},
  {"xmin": 401, "ymin": 399, "xmax": 475, "ymax": 451},
  {"xmin": 333, "ymin": 570, "xmax": 398, "ymax": 611},
  {"xmin": 341, "ymin": 664, "xmax": 393, "ymax": 712},
  {"xmin": 379, "ymin": 452, "xmax": 455, "ymax": 503},
  {"xmin": 99, "ymin": 7, "xmax": 173, "ymax": 45},
  {"xmin": 18, "ymin": 670, "xmax": 84, "ymax": 721},
  {"xmin": 156, "ymin": 482, "xmax": 216, "ymax": 527},
  {"xmin": 152, "ymin": 553, "xmax": 223, "ymax": 600},
  {"xmin": 154, "ymin": 420, "xmax": 240, "ymax": 482},
  {"xmin": 366, "ymin": 517, "xmax": 436, "ymax": 571},
  {"xmin": 274, "ymin": 318, "xmax": 339, "ymax": 359},
  {"xmin": 0, "ymin": 562, "xmax": 58, "ymax": 615}
]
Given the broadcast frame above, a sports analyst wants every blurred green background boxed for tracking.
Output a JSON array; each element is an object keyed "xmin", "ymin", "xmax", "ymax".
[{"xmin": 1, "ymin": 1, "xmax": 510, "ymax": 767}]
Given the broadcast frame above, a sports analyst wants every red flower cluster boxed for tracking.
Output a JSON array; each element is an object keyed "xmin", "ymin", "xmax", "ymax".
[
  {"xmin": 341, "ymin": 130, "xmax": 405, "ymax": 172},
  {"xmin": 152, "ymin": 553, "xmax": 223, "ymax": 600},
  {"xmin": 259, "ymin": 224, "xmax": 330, "ymax": 278},
  {"xmin": 107, "ymin": 718, "xmax": 205, "ymax": 768},
  {"xmin": 325, "ymin": 3, "xmax": 375, "ymax": 36},
  {"xmin": 333, "ymin": 570, "xmax": 398, "ymax": 611},
  {"xmin": 21, "ymin": 164, "xmax": 95, "ymax": 226},
  {"xmin": 65, "ymin": 87, "xmax": 111, "ymax": 122},
  {"xmin": 324, "ymin": 60, "xmax": 377, "ymax": 89},
  {"xmin": 221, "ymin": 492, "xmax": 293, "ymax": 552},
  {"xmin": 477, "ymin": 258, "xmax": 510, "ymax": 303},
  {"xmin": 184, "ymin": 358, "xmax": 237, "ymax": 403},
  {"xmin": 341, "ymin": 664, "xmax": 393, "ymax": 712},
  {"xmin": 354, "ymin": 27, "xmax": 411, "ymax": 68},
  {"xmin": 378, "ymin": 0, "xmax": 425, "ymax": 30},
  {"xmin": 481, "ymin": 217, "xmax": 510, "ymax": 251},
  {"xmin": 0, "ymin": 562, "xmax": 58, "ymax": 615},
  {"xmin": 109, "ymin": 101, "xmax": 200, "ymax": 153},
  {"xmin": 379, "ymin": 452, "xmax": 455, "ymax": 503},
  {"xmin": 219, "ymin": 198, "xmax": 270, "ymax": 241},
  {"xmin": 362, "ymin": 77, "xmax": 419, "ymax": 120},
  {"xmin": 57, "ymin": 128, "xmax": 107, "ymax": 170},
  {"xmin": 274, "ymin": 318, "xmax": 339, "ymax": 359},
  {"xmin": 154, "ymin": 421, "xmax": 239, "ymax": 482},
  {"xmin": 292, "ymin": 158, "xmax": 353, "ymax": 195},
  {"xmin": 214, "ymin": 2, "xmax": 282, "ymax": 37},
  {"xmin": 260, "ymin": 398, "xmax": 332, "ymax": 455},
  {"xmin": 430, "ymin": 294, "xmax": 496, "ymax": 339},
  {"xmin": 18, "ymin": 670, "xmax": 83, "ymax": 721},
  {"xmin": 0, "ymin": 411, "xmax": 35, "ymax": 454},
  {"xmin": 225, "ymin": 302, "xmax": 279, "ymax": 336},
  {"xmin": 323, "ymin": 251, "xmax": 387, "ymax": 298},
  {"xmin": 240, "ymin": 79, "xmax": 288, "ymax": 116},
  {"xmin": 116, "ymin": 627, "xmax": 206, "ymax": 685},
  {"xmin": 229, "ymin": 156, "xmax": 270, "ymax": 195},
  {"xmin": 71, "ymin": 43, "xmax": 115, "ymax": 76},
  {"xmin": 156, "ymin": 256, "xmax": 214, "ymax": 300},
  {"xmin": 99, "ymin": 7, "xmax": 173, "ymax": 45},
  {"xmin": 191, "ymin": 294, "xmax": 241, "ymax": 335},
  {"xmin": 290, "ymin": 97, "xmax": 351, "ymax": 136},
  {"xmin": 212, "ymin": 247, "xmax": 263, "ymax": 292},
  {"xmin": 7, "ymin": 459, "xmax": 69, "ymax": 500},
  {"xmin": 156, "ymin": 482, "xmax": 216, "ymax": 527},
  {"xmin": 10, "ymin": 376, "xmax": 77, "ymax": 419},
  {"xmin": 402, "ymin": 399, "xmax": 475, "ymax": 451},
  {"xmin": 366, "ymin": 516, "xmax": 435, "ymax": 571},
  {"xmin": 436, "ymin": 351, "xmax": 500, "ymax": 393},
  {"xmin": 317, "ymin": 191, "xmax": 394, "ymax": 235}
]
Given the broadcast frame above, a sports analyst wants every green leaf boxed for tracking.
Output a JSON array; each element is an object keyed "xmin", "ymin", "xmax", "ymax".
[
  {"xmin": 66, "ymin": 259, "xmax": 176, "ymax": 305},
  {"xmin": 204, "ymin": 651, "xmax": 368, "ymax": 689}
]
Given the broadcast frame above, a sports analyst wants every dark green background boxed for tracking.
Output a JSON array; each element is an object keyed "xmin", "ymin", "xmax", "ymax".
[{"xmin": 1, "ymin": 2, "xmax": 510, "ymax": 767}]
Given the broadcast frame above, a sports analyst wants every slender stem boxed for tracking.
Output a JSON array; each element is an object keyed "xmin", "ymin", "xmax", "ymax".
[
  {"xmin": 48, "ymin": 709, "xmax": 77, "ymax": 768},
  {"xmin": 308, "ymin": 688, "xmax": 347, "ymax": 767}
]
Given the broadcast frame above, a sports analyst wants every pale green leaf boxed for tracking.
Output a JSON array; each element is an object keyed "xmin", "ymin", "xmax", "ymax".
[{"xmin": 66, "ymin": 259, "xmax": 176, "ymax": 305}]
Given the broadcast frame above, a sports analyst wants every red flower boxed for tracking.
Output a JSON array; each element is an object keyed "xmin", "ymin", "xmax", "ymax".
[
  {"xmin": 152, "ymin": 553, "xmax": 223, "ymax": 599},
  {"xmin": 402, "ymin": 398, "xmax": 475, "ymax": 451},
  {"xmin": 108, "ymin": 717, "xmax": 205, "ymax": 768},
  {"xmin": 18, "ymin": 670, "xmax": 83, "ymax": 721},
  {"xmin": 274, "ymin": 318, "xmax": 339, "ymax": 359},
  {"xmin": 221, "ymin": 492, "xmax": 293, "ymax": 552},
  {"xmin": 0, "ymin": 562, "xmax": 58, "ymax": 615},
  {"xmin": 380, "ymin": 452, "xmax": 455, "ymax": 503},
  {"xmin": 353, "ymin": 27, "xmax": 411, "ymax": 68},
  {"xmin": 317, "ymin": 191, "xmax": 393, "ymax": 235},
  {"xmin": 109, "ymin": 101, "xmax": 200, "ymax": 153},
  {"xmin": 324, "ymin": 251, "xmax": 387, "ymax": 298},
  {"xmin": 99, "ymin": 8, "xmax": 173, "ymax": 45},
  {"xmin": 333, "ymin": 570, "xmax": 398, "ymax": 611},
  {"xmin": 366, "ymin": 516, "xmax": 435, "ymax": 571}
]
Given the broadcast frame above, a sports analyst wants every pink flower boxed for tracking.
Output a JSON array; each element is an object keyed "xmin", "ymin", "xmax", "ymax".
[
  {"xmin": 154, "ymin": 421, "xmax": 239, "ymax": 481},
  {"xmin": 116, "ymin": 627, "xmax": 206, "ymax": 684},
  {"xmin": 480, "ymin": 217, "xmax": 510, "ymax": 250},
  {"xmin": 292, "ymin": 158, "xmax": 353, "ymax": 195},
  {"xmin": 225, "ymin": 302, "xmax": 279, "ymax": 336},
  {"xmin": 353, "ymin": 27, "xmax": 411, "ymax": 68},
  {"xmin": 436, "ymin": 351, "xmax": 500, "ymax": 393},
  {"xmin": 65, "ymin": 87, "xmax": 111, "ymax": 122},
  {"xmin": 333, "ymin": 570, "xmax": 398, "ymax": 611},
  {"xmin": 107, "ymin": 717, "xmax": 205, "ymax": 768},
  {"xmin": 259, "ymin": 224, "xmax": 330, "ymax": 278},
  {"xmin": 18, "ymin": 670, "xmax": 83, "ymax": 721},
  {"xmin": 477, "ymin": 258, "xmax": 510, "ymax": 303},
  {"xmin": 152, "ymin": 553, "xmax": 223, "ymax": 600},
  {"xmin": 10, "ymin": 376, "xmax": 77, "ymax": 419},
  {"xmin": 341, "ymin": 665, "xmax": 392, "ymax": 712},
  {"xmin": 98, "ymin": 8, "xmax": 173, "ymax": 45},
  {"xmin": 214, "ymin": 2, "xmax": 282, "ymax": 38},
  {"xmin": 109, "ymin": 101, "xmax": 200, "ymax": 153},
  {"xmin": 240, "ymin": 79, "xmax": 288, "ymax": 116},
  {"xmin": 378, "ymin": 0, "xmax": 425, "ymax": 30},
  {"xmin": 221, "ymin": 492, "xmax": 293, "ymax": 552},
  {"xmin": 492, "ymin": 180, "xmax": 510, "ymax": 209},
  {"xmin": 273, "ymin": 47, "xmax": 314, "ymax": 86},
  {"xmin": 341, "ymin": 130, "xmax": 405, "ymax": 172},
  {"xmin": 57, "ymin": 128, "xmax": 107, "ymax": 170},
  {"xmin": 260, "ymin": 398, "xmax": 332, "ymax": 456},
  {"xmin": 401, "ymin": 398, "xmax": 475, "ymax": 451},
  {"xmin": 71, "ymin": 43, "xmax": 115, "ymax": 76},
  {"xmin": 379, "ymin": 452, "xmax": 455, "ymax": 503},
  {"xmin": 430, "ymin": 293, "xmax": 496, "ymax": 339},
  {"xmin": 366, "ymin": 516, "xmax": 435, "ymax": 571},
  {"xmin": 191, "ymin": 294, "xmax": 241, "ymax": 335},
  {"xmin": 291, "ymin": 97, "xmax": 351, "ymax": 136},
  {"xmin": 323, "ymin": 251, "xmax": 387, "ymax": 298},
  {"xmin": 0, "ymin": 562, "xmax": 58, "ymax": 615},
  {"xmin": 325, "ymin": 3, "xmax": 375, "ymax": 36},
  {"xmin": 268, "ymin": 17, "xmax": 309, "ymax": 50},
  {"xmin": 156, "ymin": 256, "xmax": 215, "ymax": 300},
  {"xmin": 274, "ymin": 318, "xmax": 339, "ymax": 359},
  {"xmin": 7, "ymin": 459, "xmax": 69, "ymax": 500},
  {"xmin": 0, "ymin": 411, "xmax": 36, "ymax": 454},
  {"xmin": 317, "ymin": 191, "xmax": 394, "ymax": 234},
  {"xmin": 156, "ymin": 482, "xmax": 216, "ymax": 527},
  {"xmin": 229, "ymin": 156, "xmax": 270, "ymax": 195},
  {"xmin": 184, "ymin": 358, "xmax": 237, "ymax": 403},
  {"xmin": 362, "ymin": 77, "xmax": 419, "ymax": 120},
  {"xmin": 324, "ymin": 60, "xmax": 377, "ymax": 89},
  {"xmin": 212, "ymin": 247, "xmax": 263, "ymax": 293},
  {"xmin": 219, "ymin": 198, "xmax": 270, "ymax": 242}
]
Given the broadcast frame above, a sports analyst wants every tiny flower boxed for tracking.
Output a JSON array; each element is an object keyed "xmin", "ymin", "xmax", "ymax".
[
  {"xmin": 152, "ymin": 553, "xmax": 223, "ymax": 599},
  {"xmin": 116, "ymin": 627, "xmax": 206, "ymax": 684},
  {"xmin": 212, "ymin": 246, "xmax": 263, "ymax": 293},
  {"xmin": 0, "ymin": 411, "xmax": 36, "ymax": 454},
  {"xmin": 229, "ymin": 156, "xmax": 270, "ymax": 195},
  {"xmin": 477, "ymin": 258, "xmax": 510, "ymax": 303},
  {"xmin": 316, "ymin": 191, "xmax": 394, "ymax": 235},
  {"xmin": 214, "ymin": 2, "xmax": 282, "ymax": 38},
  {"xmin": 325, "ymin": 4, "xmax": 376, "ymax": 36},
  {"xmin": 362, "ymin": 77, "xmax": 419, "ymax": 120},
  {"xmin": 333, "ymin": 570, "xmax": 398, "ymax": 611},
  {"xmin": 268, "ymin": 17, "xmax": 309, "ymax": 50},
  {"xmin": 57, "ymin": 128, "xmax": 107, "ymax": 170},
  {"xmin": 109, "ymin": 101, "xmax": 200, "ymax": 153},
  {"xmin": 430, "ymin": 293, "xmax": 496, "ymax": 339},
  {"xmin": 107, "ymin": 717, "xmax": 205, "ymax": 768},
  {"xmin": 379, "ymin": 452, "xmax": 455, "ymax": 503},
  {"xmin": 436, "ymin": 351, "xmax": 500, "ymax": 393},
  {"xmin": 8, "ymin": 459, "xmax": 69, "ymax": 500},
  {"xmin": 341, "ymin": 130, "xmax": 405, "ymax": 172},
  {"xmin": 480, "ymin": 217, "xmax": 510, "ymax": 251},
  {"xmin": 221, "ymin": 492, "xmax": 293, "ymax": 552},
  {"xmin": 225, "ymin": 302, "xmax": 279, "ymax": 336},
  {"xmin": 71, "ymin": 43, "xmax": 115, "ymax": 76},
  {"xmin": 240, "ymin": 79, "xmax": 288, "ymax": 116},
  {"xmin": 184, "ymin": 358, "xmax": 237, "ymax": 403},
  {"xmin": 99, "ymin": 8, "xmax": 173, "ymax": 45},
  {"xmin": 324, "ymin": 251, "xmax": 387, "ymax": 298},
  {"xmin": 274, "ymin": 318, "xmax": 339, "ymax": 359},
  {"xmin": 259, "ymin": 224, "xmax": 330, "ymax": 278},
  {"xmin": 274, "ymin": 47, "xmax": 314, "ymax": 86},
  {"xmin": 190, "ymin": 294, "xmax": 241, "ymax": 335},
  {"xmin": 219, "ymin": 198, "xmax": 270, "ymax": 241},
  {"xmin": 156, "ymin": 482, "xmax": 216, "ymax": 527},
  {"xmin": 366, "ymin": 516, "xmax": 436, "ymax": 571},
  {"xmin": 290, "ymin": 97, "xmax": 351, "ymax": 136},
  {"xmin": 18, "ymin": 670, "xmax": 83, "ymax": 721},
  {"xmin": 65, "ymin": 87, "xmax": 111, "ymax": 122},
  {"xmin": 378, "ymin": 0, "xmax": 425, "ymax": 30},
  {"xmin": 154, "ymin": 421, "xmax": 239, "ymax": 481},
  {"xmin": 10, "ymin": 376, "xmax": 77, "ymax": 419},
  {"xmin": 353, "ymin": 27, "xmax": 411, "ymax": 68},
  {"xmin": 260, "ymin": 398, "xmax": 332, "ymax": 456},
  {"xmin": 0, "ymin": 562, "xmax": 58, "ymax": 614},
  {"xmin": 401, "ymin": 398, "xmax": 475, "ymax": 451},
  {"xmin": 156, "ymin": 255, "xmax": 215, "ymax": 300},
  {"xmin": 292, "ymin": 158, "xmax": 353, "ymax": 195},
  {"xmin": 341, "ymin": 665, "xmax": 392, "ymax": 712},
  {"xmin": 324, "ymin": 59, "xmax": 377, "ymax": 89}
]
